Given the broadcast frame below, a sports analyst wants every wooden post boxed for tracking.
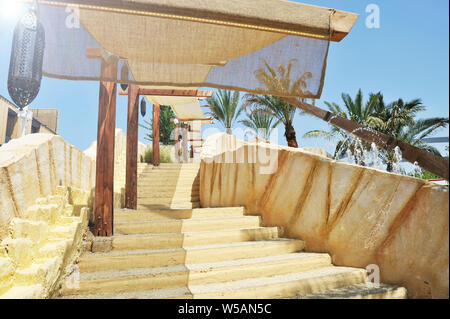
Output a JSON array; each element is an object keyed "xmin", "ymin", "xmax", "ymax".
[
  {"xmin": 174, "ymin": 123, "xmax": 180, "ymax": 163},
  {"xmin": 94, "ymin": 61, "xmax": 117, "ymax": 237},
  {"xmin": 125, "ymin": 84, "xmax": 139, "ymax": 210},
  {"xmin": 283, "ymin": 97, "xmax": 450, "ymax": 180},
  {"xmin": 153, "ymin": 104, "xmax": 160, "ymax": 166},
  {"xmin": 182, "ymin": 123, "xmax": 189, "ymax": 163}
]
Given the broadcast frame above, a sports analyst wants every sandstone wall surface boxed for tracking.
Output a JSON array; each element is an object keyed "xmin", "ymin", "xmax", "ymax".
[
  {"xmin": 0, "ymin": 186, "xmax": 90, "ymax": 298},
  {"xmin": 0, "ymin": 134, "xmax": 95, "ymax": 240},
  {"xmin": 199, "ymin": 134, "xmax": 449, "ymax": 299},
  {"xmin": 0, "ymin": 130, "xmax": 149, "ymax": 298}
]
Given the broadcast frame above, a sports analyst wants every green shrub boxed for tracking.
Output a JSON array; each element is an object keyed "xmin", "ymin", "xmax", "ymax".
[{"xmin": 141, "ymin": 145, "xmax": 184, "ymax": 164}]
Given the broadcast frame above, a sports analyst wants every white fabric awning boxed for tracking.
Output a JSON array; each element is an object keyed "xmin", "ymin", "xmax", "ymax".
[
  {"xmin": 144, "ymin": 96, "xmax": 213, "ymax": 125},
  {"xmin": 35, "ymin": 0, "xmax": 358, "ymax": 99},
  {"xmin": 171, "ymin": 101, "xmax": 207, "ymax": 120},
  {"xmin": 145, "ymin": 96, "xmax": 199, "ymax": 107}
]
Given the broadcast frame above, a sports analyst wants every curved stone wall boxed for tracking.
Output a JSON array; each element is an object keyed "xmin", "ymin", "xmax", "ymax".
[{"xmin": 199, "ymin": 134, "xmax": 449, "ymax": 299}]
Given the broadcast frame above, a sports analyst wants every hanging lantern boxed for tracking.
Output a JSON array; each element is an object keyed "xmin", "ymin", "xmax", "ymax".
[
  {"xmin": 140, "ymin": 97, "xmax": 147, "ymax": 117},
  {"xmin": 120, "ymin": 64, "xmax": 129, "ymax": 91},
  {"xmin": 7, "ymin": 6, "xmax": 45, "ymax": 110}
]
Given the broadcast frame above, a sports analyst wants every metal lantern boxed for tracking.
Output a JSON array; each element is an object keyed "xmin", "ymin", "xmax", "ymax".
[
  {"xmin": 120, "ymin": 64, "xmax": 129, "ymax": 91},
  {"xmin": 140, "ymin": 97, "xmax": 147, "ymax": 117},
  {"xmin": 7, "ymin": 7, "xmax": 45, "ymax": 110}
]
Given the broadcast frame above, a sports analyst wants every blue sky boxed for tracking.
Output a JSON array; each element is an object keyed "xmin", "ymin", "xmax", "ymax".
[{"xmin": 0, "ymin": 0, "xmax": 448, "ymax": 156}]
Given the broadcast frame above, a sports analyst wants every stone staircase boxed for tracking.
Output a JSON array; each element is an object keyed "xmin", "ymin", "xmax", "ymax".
[
  {"xmin": 58, "ymin": 163, "xmax": 407, "ymax": 299},
  {"xmin": 136, "ymin": 163, "xmax": 200, "ymax": 210}
]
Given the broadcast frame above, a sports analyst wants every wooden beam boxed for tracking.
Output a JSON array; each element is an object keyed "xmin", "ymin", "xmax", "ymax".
[
  {"xmin": 94, "ymin": 61, "xmax": 117, "ymax": 237},
  {"xmin": 119, "ymin": 87, "xmax": 214, "ymax": 98},
  {"xmin": 331, "ymin": 11, "xmax": 359, "ymax": 42},
  {"xmin": 282, "ymin": 97, "xmax": 449, "ymax": 180},
  {"xmin": 153, "ymin": 104, "xmax": 160, "ymax": 166},
  {"xmin": 125, "ymin": 84, "xmax": 139, "ymax": 210}
]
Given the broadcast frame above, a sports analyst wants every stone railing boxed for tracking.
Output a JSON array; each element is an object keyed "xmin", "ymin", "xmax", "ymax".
[{"xmin": 199, "ymin": 133, "xmax": 449, "ymax": 299}]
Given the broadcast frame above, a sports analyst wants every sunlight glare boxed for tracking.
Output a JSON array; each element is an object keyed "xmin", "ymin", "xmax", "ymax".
[{"xmin": 0, "ymin": 0, "xmax": 25, "ymax": 21}]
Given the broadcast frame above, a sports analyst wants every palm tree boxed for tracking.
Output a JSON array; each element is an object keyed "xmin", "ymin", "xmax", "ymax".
[
  {"xmin": 371, "ymin": 96, "xmax": 426, "ymax": 134},
  {"xmin": 244, "ymin": 94, "xmax": 301, "ymax": 147},
  {"xmin": 139, "ymin": 105, "xmax": 175, "ymax": 145},
  {"xmin": 204, "ymin": 89, "xmax": 243, "ymax": 134},
  {"xmin": 304, "ymin": 89, "xmax": 449, "ymax": 171},
  {"xmin": 368, "ymin": 95, "xmax": 448, "ymax": 171},
  {"xmin": 239, "ymin": 106, "xmax": 279, "ymax": 141},
  {"xmin": 379, "ymin": 117, "xmax": 449, "ymax": 171},
  {"xmin": 303, "ymin": 89, "xmax": 381, "ymax": 162}
]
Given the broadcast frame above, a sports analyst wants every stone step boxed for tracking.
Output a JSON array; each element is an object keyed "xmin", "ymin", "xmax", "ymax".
[
  {"xmin": 61, "ymin": 253, "xmax": 330, "ymax": 296},
  {"xmin": 137, "ymin": 189, "xmax": 199, "ymax": 196},
  {"xmin": 138, "ymin": 187, "xmax": 200, "ymax": 194},
  {"xmin": 138, "ymin": 162, "xmax": 200, "ymax": 166},
  {"xmin": 138, "ymin": 171, "xmax": 200, "ymax": 176},
  {"xmin": 114, "ymin": 216, "xmax": 261, "ymax": 235},
  {"xmin": 114, "ymin": 207, "xmax": 246, "ymax": 222},
  {"xmin": 137, "ymin": 202, "xmax": 200, "ymax": 210},
  {"xmin": 138, "ymin": 165, "xmax": 200, "ymax": 171},
  {"xmin": 294, "ymin": 283, "xmax": 407, "ymax": 299},
  {"xmin": 139, "ymin": 171, "xmax": 199, "ymax": 176},
  {"xmin": 138, "ymin": 180, "xmax": 200, "ymax": 187},
  {"xmin": 138, "ymin": 176, "xmax": 199, "ymax": 182},
  {"xmin": 137, "ymin": 185, "xmax": 199, "ymax": 191},
  {"xmin": 139, "ymin": 170, "xmax": 200, "ymax": 175},
  {"xmin": 138, "ymin": 177, "xmax": 199, "ymax": 183},
  {"xmin": 188, "ymin": 266, "xmax": 367, "ymax": 299},
  {"xmin": 60, "ymin": 286, "xmax": 193, "ymax": 299},
  {"xmin": 112, "ymin": 227, "xmax": 279, "ymax": 250},
  {"xmin": 77, "ymin": 239, "xmax": 305, "ymax": 273},
  {"xmin": 138, "ymin": 192, "xmax": 199, "ymax": 198},
  {"xmin": 136, "ymin": 196, "xmax": 200, "ymax": 204},
  {"xmin": 187, "ymin": 253, "xmax": 332, "ymax": 286}
]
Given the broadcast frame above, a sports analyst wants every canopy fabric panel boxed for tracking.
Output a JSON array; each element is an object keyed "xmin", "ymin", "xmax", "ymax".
[
  {"xmin": 33, "ymin": 0, "xmax": 357, "ymax": 99},
  {"xmin": 145, "ymin": 96, "xmax": 199, "ymax": 107},
  {"xmin": 171, "ymin": 101, "xmax": 209, "ymax": 121}
]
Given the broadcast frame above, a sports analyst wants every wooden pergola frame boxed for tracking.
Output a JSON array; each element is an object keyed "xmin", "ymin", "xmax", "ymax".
[
  {"xmin": 119, "ymin": 87, "xmax": 214, "ymax": 98},
  {"xmin": 88, "ymin": 44, "xmax": 216, "ymax": 235},
  {"xmin": 119, "ymin": 86, "xmax": 214, "ymax": 207}
]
